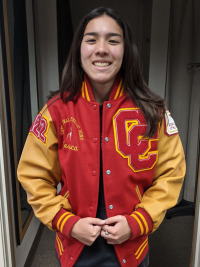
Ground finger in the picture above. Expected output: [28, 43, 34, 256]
[93, 225, 102, 234]
[101, 229, 109, 238]
[103, 234, 117, 244]
[101, 225, 109, 231]
[102, 224, 117, 236]
[102, 225, 117, 237]
[88, 217, 105, 226]
[104, 215, 121, 225]
[100, 228, 115, 240]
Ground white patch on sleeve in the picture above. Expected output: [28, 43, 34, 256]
[165, 111, 178, 135]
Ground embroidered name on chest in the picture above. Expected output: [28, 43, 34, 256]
[113, 108, 158, 172]
[60, 117, 84, 151]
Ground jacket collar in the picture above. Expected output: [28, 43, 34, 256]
[81, 74, 124, 102]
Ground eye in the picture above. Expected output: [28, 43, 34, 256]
[86, 39, 96, 43]
[108, 39, 119, 44]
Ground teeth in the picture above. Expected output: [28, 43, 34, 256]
[94, 62, 109, 67]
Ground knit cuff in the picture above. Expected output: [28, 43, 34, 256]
[52, 208, 80, 238]
[125, 208, 153, 240]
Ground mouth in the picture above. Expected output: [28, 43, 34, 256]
[93, 61, 111, 67]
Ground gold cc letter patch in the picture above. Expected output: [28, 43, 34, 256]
[113, 108, 158, 172]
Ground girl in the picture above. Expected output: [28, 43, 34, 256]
[18, 7, 185, 267]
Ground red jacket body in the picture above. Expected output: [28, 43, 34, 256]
[18, 76, 185, 266]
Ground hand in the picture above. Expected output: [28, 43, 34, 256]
[71, 217, 105, 246]
[101, 215, 132, 244]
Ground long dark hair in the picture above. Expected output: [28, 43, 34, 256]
[50, 7, 165, 137]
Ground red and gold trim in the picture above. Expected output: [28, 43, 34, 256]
[135, 238, 148, 260]
[136, 185, 142, 202]
[56, 233, 64, 256]
[113, 79, 124, 100]
[57, 212, 75, 234]
[80, 74, 124, 102]
[130, 212, 148, 235]
[131, 211, 149, 235]
[125, 208, 153, 239]
[63, 190, 69, 199]
[81, 81, 91, 102]
[52, 208, 80, 238]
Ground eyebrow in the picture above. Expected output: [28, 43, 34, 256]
[84, 32, 122, 38]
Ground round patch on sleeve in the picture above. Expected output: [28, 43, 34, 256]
[164, 110, 178, 136]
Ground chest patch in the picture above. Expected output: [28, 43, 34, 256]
[60, 117, 84, 151]
[164, 110, 178, 136]
[29, 113, 49, 145]
[113, 108, 158, 172]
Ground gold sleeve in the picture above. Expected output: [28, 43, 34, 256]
[17, 104, 72, 230]
[136, 120, 186, 232]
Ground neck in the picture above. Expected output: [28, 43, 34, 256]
[89, 79, 115, 104]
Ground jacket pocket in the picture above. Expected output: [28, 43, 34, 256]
[56, 232, 65, 259]
[63, 190, 69, 199]
[135, 185, 142, 202]
[134, 236, 149, 263]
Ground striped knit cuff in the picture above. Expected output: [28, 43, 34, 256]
[52, 208, 80, 238]
[125, 208, 153, 240]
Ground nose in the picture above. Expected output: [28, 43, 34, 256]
[95, 40, 109, 56]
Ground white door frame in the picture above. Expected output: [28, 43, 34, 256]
[0, 19, 15, 265]
[191, 154, 200, 267]
[0, 123, 13, 267]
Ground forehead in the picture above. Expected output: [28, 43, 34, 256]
[84, 15, 123, 36]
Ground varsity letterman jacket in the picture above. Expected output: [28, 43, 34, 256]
[17, 75, 186, 267]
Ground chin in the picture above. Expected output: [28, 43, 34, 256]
[90, 74, 116, 84]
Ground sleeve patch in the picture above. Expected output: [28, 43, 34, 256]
[164, 110, 178, 136]
[29, 113, 49, 145]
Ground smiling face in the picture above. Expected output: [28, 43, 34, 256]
[80, 15, 124, 89]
